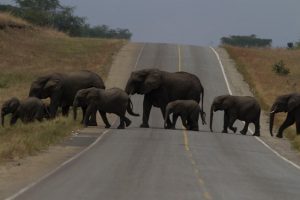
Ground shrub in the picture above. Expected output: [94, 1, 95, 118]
[272, 60, 290, 75]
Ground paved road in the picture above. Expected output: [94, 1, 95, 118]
[11, 44, 300, 200]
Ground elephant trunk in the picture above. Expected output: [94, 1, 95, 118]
[210, 104, 214, 132]
[269, 104, 277, 136]
[1, 112, 5, 126]
[199, 109, 206, 125]
[73, 101, 78, 121]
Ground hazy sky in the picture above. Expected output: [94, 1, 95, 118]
[2, 0, 300, 46]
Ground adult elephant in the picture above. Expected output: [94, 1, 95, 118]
[125, 68, 204, 128]
[1, 97, 50, 126]
[29, 70, 105, 123]
[73, 87, 139, 129]
[270, 93, 300, 138]
[210, 95, 261, 136]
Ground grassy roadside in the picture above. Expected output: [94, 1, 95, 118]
[223, 45, 300, 149]
[0, 13, 125, 162]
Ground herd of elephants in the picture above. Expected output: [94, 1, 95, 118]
[1, 69, 300, 138]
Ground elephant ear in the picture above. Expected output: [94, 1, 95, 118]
[143, 70, 161, 93]
[44, 79, 61, 94]
[287, 94, 300, 112]
[222, 96, 232, 110]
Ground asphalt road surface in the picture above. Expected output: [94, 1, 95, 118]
[10, 44, 300, 200]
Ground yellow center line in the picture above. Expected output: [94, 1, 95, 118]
[177, 45, 213, 200]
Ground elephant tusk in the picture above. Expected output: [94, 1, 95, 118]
[270, 110, 275, 114]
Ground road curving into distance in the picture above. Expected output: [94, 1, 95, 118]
[7, 43, 300, 200]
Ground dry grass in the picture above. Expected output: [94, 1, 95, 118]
[0, 12, 29, 28]
[0, 13, 125, 162]
[224, 45, 300, 150]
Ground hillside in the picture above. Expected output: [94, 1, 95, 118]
[0, 13, 125, 161]
[224, 45, 300, 149]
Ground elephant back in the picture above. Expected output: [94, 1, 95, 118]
[165, 71, 203, 103]
[62, 71, 105, 106]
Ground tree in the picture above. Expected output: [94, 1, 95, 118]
[221, 35, 272, 47]
[15, 0, 61, 11]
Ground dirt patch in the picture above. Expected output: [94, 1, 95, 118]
[215, 47, 300, 166]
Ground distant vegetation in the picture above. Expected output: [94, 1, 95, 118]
[0, 0, 132, 39]
[221, 34, 272, 47]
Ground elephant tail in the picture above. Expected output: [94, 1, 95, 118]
[199, 109, 206, 125]
[127, 98, 139, 116]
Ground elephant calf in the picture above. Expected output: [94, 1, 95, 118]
[210, 95, 261, 136]
[164, 100, 206, 131]
[73, 87, 139, 129]
[1, 97, 50, 126]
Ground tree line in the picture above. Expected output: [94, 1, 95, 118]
[221, 34, 272, 47]
[0, 0, 132, 39]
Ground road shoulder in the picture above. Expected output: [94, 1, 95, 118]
[215, 47, 300, 166]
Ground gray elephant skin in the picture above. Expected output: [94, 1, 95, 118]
[210, 95, 261, 136]
[270, 93, 300, 138]
[29, 70, 105, 123]
[164, 100, 206, 131]
[125, 68, 204, 128]
[1, 97, 50, 126]
[73, 87, 139, 129]
[73, 87, 111, 128]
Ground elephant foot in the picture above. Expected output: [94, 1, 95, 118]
[252, 132, 260, 137]
[191, 128, 199, 131]
[231, 127, 237, 133]
[140, 123, 149, 128]
[88, 122, 98, 126]
[105, 124, 111, 128]
[125, 119, 132, 127]
[222, 129, 228, 133]
[240, 130, 247, 135]
[117, 125, 125, 129]
[276, 134, 283, 138]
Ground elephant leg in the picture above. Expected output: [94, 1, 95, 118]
[141, 96, 151, 128]
[88, 112, 98, 126]
[170, 113, 179, 129]
[123, 115, 132, 127]
[277, 113, 295, 138]
[228, 114, 237, 133]
[84, 104, 96, 127]
[253, 120, 260, 136]
[240, 122, 249, 135]
[80, 107, 86, 124]
[222, 112, 229, 133]
[10, 113, 18, 125]
[117, 116, 126, 129]
[295, 110, 300, 135]
[62, 106, 69, 117]
[99, 111, 110, 128]
[161, 106, 172, 128]
[180, 115, 189, 130]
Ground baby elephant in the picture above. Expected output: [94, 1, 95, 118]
[73, 87, 139, 129]
[1, 97, 50, 126]
[164, 100, 206, 131]
[210, 95, 261, 136]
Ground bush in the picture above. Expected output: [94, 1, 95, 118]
[272, 60, 290, 75]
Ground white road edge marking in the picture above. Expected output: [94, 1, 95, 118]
[5, 130, 110, 200]
[5, 44, 146, 200]
[210, 46, 300, 170]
